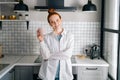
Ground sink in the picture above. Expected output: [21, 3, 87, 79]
[0, 64, 9, 71]
[34, 56, 42, 63]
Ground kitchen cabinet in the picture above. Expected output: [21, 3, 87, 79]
[33, 66, 42, 80]
[75, 57, 109, 80]
[77, 66, 108, 80]
[33, 66, 77, 80]
[0, 55, 109, 80]
[0, 68, 14, 80]
[14, 66, 33, 80]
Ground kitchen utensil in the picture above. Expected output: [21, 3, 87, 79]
[89, 44, 100, 59]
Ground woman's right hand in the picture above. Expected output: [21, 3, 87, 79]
[37, 28, 44, 42]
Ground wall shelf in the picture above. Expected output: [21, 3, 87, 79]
[0, 20, 28, 21]
[0, 0, 30, 30]
[0, 20, 29, 30]
[0, 2, 19, 4]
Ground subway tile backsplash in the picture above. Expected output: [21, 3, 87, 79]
[0, 21, 100, 55]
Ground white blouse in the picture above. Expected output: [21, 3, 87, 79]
[39, 29, 74, 80]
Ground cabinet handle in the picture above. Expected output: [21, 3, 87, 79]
[86, 68, 97, 70]
[9, 69, 15, 73]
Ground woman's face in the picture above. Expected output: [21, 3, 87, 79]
[49, 14, 62, 30]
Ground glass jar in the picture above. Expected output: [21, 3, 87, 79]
[25, 14, 29, 20]
[19, 14, 23, 20]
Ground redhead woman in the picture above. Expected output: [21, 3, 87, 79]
[37, 9, 74, 80]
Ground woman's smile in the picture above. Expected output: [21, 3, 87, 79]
[49, 14, 62, 30]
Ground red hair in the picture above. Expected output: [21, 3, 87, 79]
[47, 8, 61, 23]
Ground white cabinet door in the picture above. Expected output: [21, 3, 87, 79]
[77, 66, 108, 80]
[82, 70, 102, 80]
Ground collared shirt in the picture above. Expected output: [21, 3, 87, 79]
[40, 29, 74, 60]
[39, 29, 74, 80]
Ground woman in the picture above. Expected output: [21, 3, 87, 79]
[37, 9, 74, 80]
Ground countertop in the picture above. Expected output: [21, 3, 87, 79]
[0, 55, 109, 79]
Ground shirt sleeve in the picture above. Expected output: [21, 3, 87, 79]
[40, 41, 51, 59]
[49, 34, 74, 60]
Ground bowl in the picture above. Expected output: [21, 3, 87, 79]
[0, 15, 6, 20]
[9, 15, 16, 20]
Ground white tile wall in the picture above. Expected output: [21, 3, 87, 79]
[0, 21, 100, 55]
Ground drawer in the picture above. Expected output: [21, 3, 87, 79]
[77, 66, 108, 80]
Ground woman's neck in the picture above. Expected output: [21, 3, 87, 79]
[54, 28, 63, 35]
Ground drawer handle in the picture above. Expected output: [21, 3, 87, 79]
[9, 69, 15, 73]
[86, 68, 98, 70]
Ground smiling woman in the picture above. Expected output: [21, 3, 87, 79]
[37, 8, 74, 80]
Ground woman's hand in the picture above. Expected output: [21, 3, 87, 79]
[37, 28, 44, 42]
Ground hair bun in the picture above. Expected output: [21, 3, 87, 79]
[48, 8, 55, 14]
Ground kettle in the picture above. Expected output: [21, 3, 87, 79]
[90, 44, 100, 59]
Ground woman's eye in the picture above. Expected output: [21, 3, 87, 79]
[50, 21, 53, 24]
[56, 19, 59, 22]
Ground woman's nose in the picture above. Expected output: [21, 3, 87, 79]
[54, 22, 58, 25]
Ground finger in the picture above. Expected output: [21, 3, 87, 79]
[37, 34, 43, 38]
